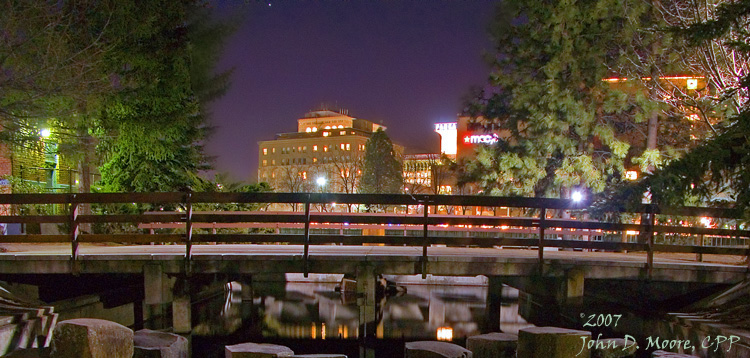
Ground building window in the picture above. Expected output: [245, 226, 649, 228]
[340, 131, 346, 135]
[340, 143, 345, 150]
[313, 157, 318, 163]
[262, 160, 267, 166]
[324, 126, 331, 129]
[345, 143, 351, 151]
[323, 132, 329, 137]
[272, 160, 276, 165]
[302, 171, 307, 179]
[298, 146, 302, 152]
[323, 146, 329, 152]
[687, 79, 698, 90]
[312, 127, 318, 132]
[306, 127, 312, 133]
[313, 145, 318, 151]
[272, 148, 276, 154]
[263, 148, 268, 155]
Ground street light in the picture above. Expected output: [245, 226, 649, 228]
[40, 128, 51, 138]
[571, 191, 583, 203]
[316, 177, 327, 187]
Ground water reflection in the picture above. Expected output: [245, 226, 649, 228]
[192, 278, 533, 343]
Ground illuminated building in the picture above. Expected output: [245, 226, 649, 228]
[258, 108, 401, 194]
[403, 153, 453, 195]
[434, 122, 457, 158]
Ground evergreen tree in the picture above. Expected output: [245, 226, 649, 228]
[597, 1, 750, 216]
[462, 0, 657, 198]
[96, 1, 234, 192]
[360, 129, 403, 194]
[0, 1, 234, 193]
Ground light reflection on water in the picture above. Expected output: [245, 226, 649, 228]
[192, 279, 534, 341]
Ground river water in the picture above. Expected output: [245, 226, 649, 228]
[186, 275, 725, 358]
[190, 277, 534, 358]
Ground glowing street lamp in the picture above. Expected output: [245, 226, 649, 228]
[571, 191, 583, 203]
[40, 128, 51, 138]
[316, 177, 327, 187]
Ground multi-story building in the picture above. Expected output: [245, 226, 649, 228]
[258, 108, 395, 193]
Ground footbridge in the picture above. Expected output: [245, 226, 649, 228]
[0, 192, 748, 336]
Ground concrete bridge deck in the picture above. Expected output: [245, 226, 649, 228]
[0, 244, 746, 284]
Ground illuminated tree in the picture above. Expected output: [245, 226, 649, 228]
[462, 0, 655, 198]
[360, 129, 402, 194]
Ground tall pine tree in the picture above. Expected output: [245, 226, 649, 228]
[360, 129, 402, 194]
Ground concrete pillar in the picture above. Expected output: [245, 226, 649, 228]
[144, 264, 173, 329]
[557, 269, 584, 307]
[356, 265, 376, 337]
[356, 265, 376, 358]
[172, 296, 192, 334]
[484, 276, 503, 333]
[404, 341, 472, 358]
[517, 326, 591, 358]
[467, 332, 517, 358]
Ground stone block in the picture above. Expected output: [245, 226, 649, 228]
[172, 297, 191, 334]
[4, 347, 50, 357]
[225, 342, 294, 358]
[404, 341, 472, 358]
[50, 318, 133, 358]
[290, 355, 347, 358]
[592, 338, 638, 358]
[518, 326, 591, 358]
[651, 351, 699, 358]
[466, 332, 517, 358]
[134, 329, 188, 358]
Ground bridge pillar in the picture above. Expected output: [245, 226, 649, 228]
[172, 295, 191, 334]
[484, 276, 503, 332]
[557, 268, 585, 307]
[356, 264, 377, 358]
[143, 264, 174, 329]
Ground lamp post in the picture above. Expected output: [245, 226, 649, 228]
[316, 177, 327, 212]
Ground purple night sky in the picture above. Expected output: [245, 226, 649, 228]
[206, 1, 498, 182]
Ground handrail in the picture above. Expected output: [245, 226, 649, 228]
[0, 192, 746, 277]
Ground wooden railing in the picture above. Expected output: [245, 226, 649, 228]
[0, 192, 747, 277]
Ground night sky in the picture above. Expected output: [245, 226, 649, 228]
[207, 1, 498, 182]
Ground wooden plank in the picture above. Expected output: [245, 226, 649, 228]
[79, 234, 184, 243]
[0, 235, 69, 243]
[77, 214, 184, 223]
[0, 215, 68, 224]
[0, 193, 71, 204]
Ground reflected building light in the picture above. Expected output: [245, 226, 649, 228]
[437, 326, 453, 341]
[311, 323, 317, 339]
[321, 322, 326, 340]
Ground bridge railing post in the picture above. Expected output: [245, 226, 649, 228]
[303, 197, 311, 278]
[70, 194, 79, 273]
[184, 190, 193, 276]
[646, 205, 655, 278]
[421, 201, 429, 279]
[538, 207, 546, 264]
